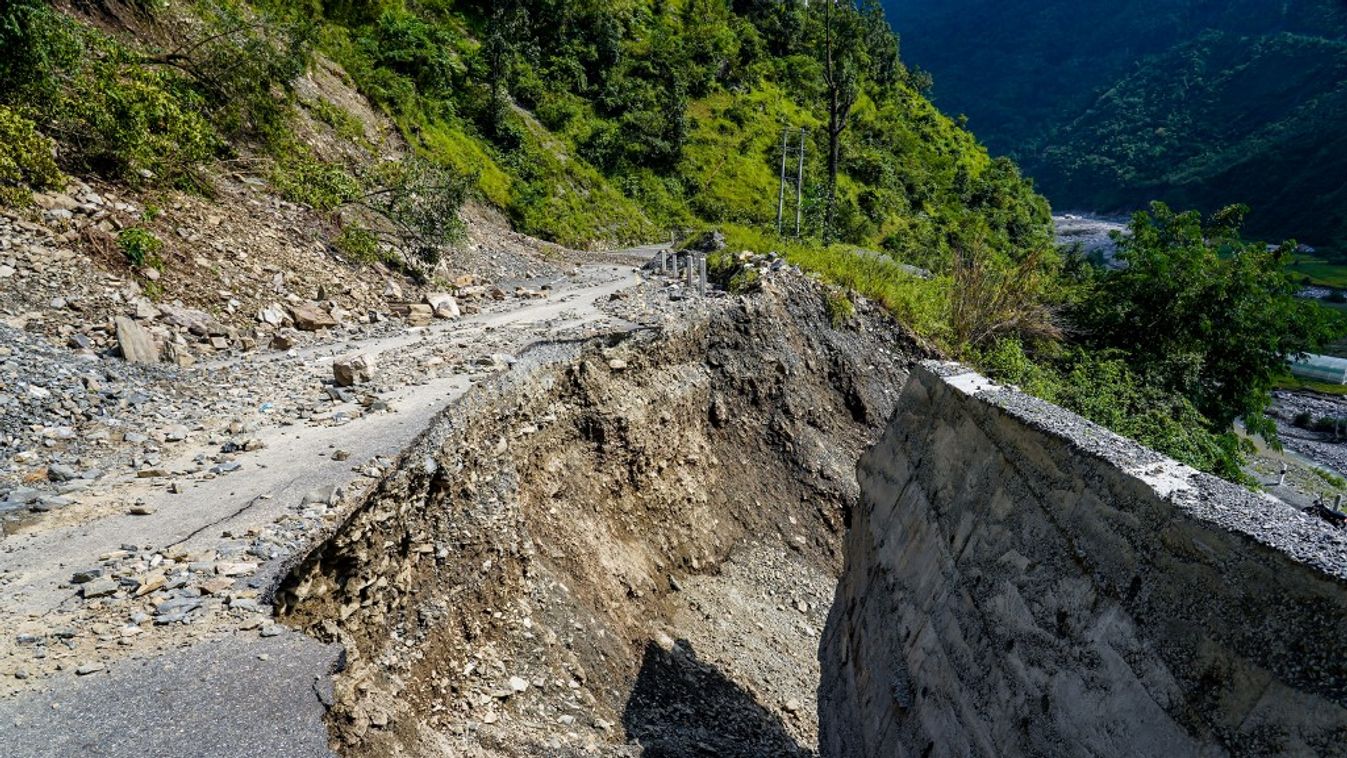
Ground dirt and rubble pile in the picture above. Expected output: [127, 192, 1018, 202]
[275, 272, 927, 756]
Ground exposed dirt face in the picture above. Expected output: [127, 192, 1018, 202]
[276, 275, 924, 756]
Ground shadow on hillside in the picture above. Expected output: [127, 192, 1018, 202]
[621, 638, 812, 757]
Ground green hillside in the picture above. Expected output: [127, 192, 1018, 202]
[5, 0, 1344, 482]
[0, 0, 1063, 365]
[884, 0, 1347, 254]
[0, 0, 1050, 257]
[319, 0, 1051, 258]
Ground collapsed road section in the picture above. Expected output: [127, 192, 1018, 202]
[276, 273, 920, 756]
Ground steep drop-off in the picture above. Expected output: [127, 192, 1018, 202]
[274, 273, 926, 755]
[822, 362, 1347, 756]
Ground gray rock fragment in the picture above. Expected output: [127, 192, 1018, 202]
[115, 316, 158, 364]
[333, 354, 375, 387]
[80, 578, 118, 599]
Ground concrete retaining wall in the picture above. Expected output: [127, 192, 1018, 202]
[819, 362, 1347, 757]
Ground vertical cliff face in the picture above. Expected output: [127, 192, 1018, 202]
[820, 362, 1347, 757]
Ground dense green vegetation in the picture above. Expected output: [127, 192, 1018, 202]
[978, 340, 1251, 479]
[884, 0, 1347, 255]
[246, 0, 1052, 256]
[4, 0, 1343, 483]
[969, 205, 1342, 480]
[0, 105, 63, 206]
[117, 226, 166, 270]
[0, 0, 305, 190]
[1031, 203, 1342, 478]
[1072, 204, 1342, 436]
[0, 0, 464, 275]
[2, 0, 1051, 254]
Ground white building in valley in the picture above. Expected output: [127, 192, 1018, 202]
[1289, 353, 1347, 384]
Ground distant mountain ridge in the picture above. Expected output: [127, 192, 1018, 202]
[884, 0, 1347, 252]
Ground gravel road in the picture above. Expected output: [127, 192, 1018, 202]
[0, 258, 656, 757]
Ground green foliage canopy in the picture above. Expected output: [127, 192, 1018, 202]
[0, 105, 63, 206]
[1075, 202, 1346, 438]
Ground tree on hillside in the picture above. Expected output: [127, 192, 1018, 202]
[1074, 202, 1347, 440]
[859, 0, 900, 86]
[818, 0, 866, 242]
[481, 3, 529, 136]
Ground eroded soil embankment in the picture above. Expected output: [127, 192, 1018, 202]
[274, 275, 924, 756]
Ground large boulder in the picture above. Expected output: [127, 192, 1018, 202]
[391, 303, 434, 326]
[289, 303, 338, 332]
[257, 304, 289, 327]
[424, 293, 461, 320]
[115, 317, 159, 364]
[333, 354, 375, 387]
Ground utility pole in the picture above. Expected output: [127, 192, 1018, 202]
[777, 128, 790, 235]
[777, 127, 807, 239]
[795, 128, 806, 238]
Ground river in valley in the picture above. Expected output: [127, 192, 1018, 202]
[1054, 212, 1128, 264]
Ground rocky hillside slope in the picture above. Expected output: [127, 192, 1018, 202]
[1, 170, 934, 757]
[1, 3, 945, 754]
[6, 3, 1345, 758]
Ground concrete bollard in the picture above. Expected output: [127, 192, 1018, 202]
[672, 252, 679, 280]
[659, 249, 667, 274]
[699, 255, 707, 297]
[687, 253, 695, 289]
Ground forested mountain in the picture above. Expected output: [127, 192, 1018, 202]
[1, 0, 1052, 265]
[884, 0, 1347, 253]
[5, 0, 1343, 482]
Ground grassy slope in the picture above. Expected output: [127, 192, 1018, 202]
[679, 86, 819, 229]
[710, 223, 947, 340]
[1290, 256, 1347, 289]
[314, 22, 658, 250]
[292, 1, 1049, 263]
